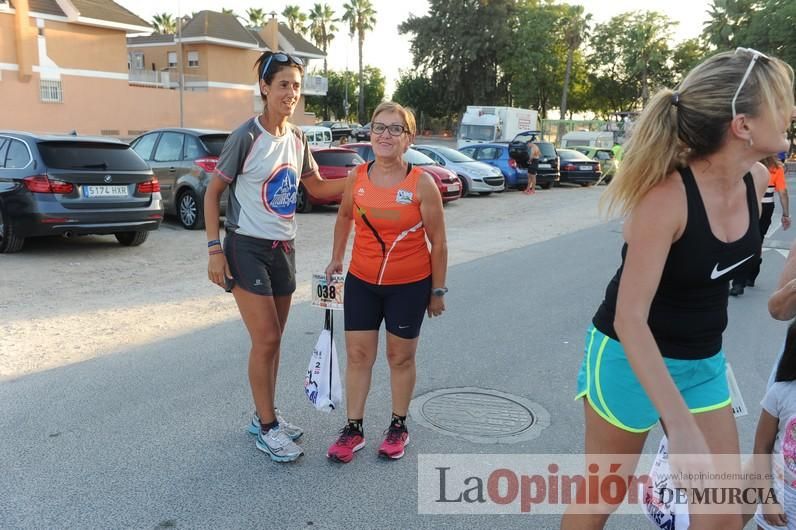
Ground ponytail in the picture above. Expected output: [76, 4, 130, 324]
[601, 89, 685, 217]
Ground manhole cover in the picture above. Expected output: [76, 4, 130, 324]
[409, 387, 550, 444]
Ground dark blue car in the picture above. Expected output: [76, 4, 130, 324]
[458, 143, 528, 189]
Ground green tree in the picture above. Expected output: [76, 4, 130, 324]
[586, 11, 675, 114]
[361, 66, 386, 120]
[342, 0, 377, 124]
[671, 38, 709, 83]
[501, 2, 569, 117]
[308, 3, 338, 119]
[221, 8, 236, 16]
[282, 5, 307, 34]
[393, 71, 445, 119]
[559, 5, 591, 134]
[151, 13, 176, 34]
[306, 70, 357, 121]
[245, 7, 267, 28]
[702, 0, 756, 50]
[400, 0, 516, 115]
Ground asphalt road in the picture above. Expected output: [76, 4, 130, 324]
[1, 216, 792, 529]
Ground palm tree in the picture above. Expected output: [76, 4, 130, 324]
[151, 12, 176, 34]
[342, 0, 376, 124]
[559, 5, 590, 139]
[246, 7, 267, 28]
[282, 5, 307, 35]
[221, 8, 236, 16]
[308, 3, 338, 120]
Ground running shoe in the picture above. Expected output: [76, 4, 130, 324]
[247, 411, 303, 441]
[378, 424, 410, 460]
[327, 425, 366, 463]
[256, 425, 303, 462]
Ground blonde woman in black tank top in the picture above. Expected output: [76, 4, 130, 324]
[562, 50, 794, 530]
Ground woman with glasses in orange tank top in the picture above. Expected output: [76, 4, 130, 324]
[324, 102, 448, 463]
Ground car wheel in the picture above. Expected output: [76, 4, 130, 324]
[0, 202, 24, 253]
[178, 189, 204, 230]
[115, 231, 149, 246]
[458, 176, 469, 197]
[542, 182, 554, 190]
[296, 184, 312, 213]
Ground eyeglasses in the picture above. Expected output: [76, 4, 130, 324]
[731, 47, 770, 118]
[260, 53, 304, 81]
[371, 122, 407, 137]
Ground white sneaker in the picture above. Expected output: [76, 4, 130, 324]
[255, 425, 303, 462]
[247, 410, 303, 441]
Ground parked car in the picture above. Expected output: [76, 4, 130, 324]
[572, 146, 617, 183]
[345, 142, 462, 202]
[130, 128, 229, 229]
[557, 148, 602, 186]
[413, 144, 504, 196]
[458, 143, 529, 190]
[298, 147, 364, 213]
[300, 125, 333, 148]
[0, 131, 163, 253]
[510, 132, 560, 189]
[317, 121, 354, 143]
[353, 122, 371, 141]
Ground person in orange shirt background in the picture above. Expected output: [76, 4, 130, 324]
[324, 101, 448, 463]
[731, 155, 791, 296]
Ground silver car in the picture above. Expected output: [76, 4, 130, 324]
[413, 144, 505, 196]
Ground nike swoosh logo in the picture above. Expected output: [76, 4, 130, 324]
[398, 325, 410, 329]
[710, 255, 755, 280]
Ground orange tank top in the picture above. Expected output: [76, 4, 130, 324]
[348, 162, 431, 285]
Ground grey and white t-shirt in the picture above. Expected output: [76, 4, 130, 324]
[215, 117, 319, 240]
[761, 381, 796, 489]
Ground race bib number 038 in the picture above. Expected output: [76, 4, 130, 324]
[311, 273, 345, 310]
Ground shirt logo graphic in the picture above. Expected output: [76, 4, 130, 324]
[396, 189, 413, 204]
[357, 187, 366, 196]
[262, 164, 298, 218]
[710, 255, 755, 280]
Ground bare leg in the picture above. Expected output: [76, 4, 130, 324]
[344, 330, 379, 419]
[690, 405, 744, 530]
[231, 287, 283, 425]
[560, 400, 648, 530]
[270, 294, 292, 399]
[385, 332, 420, 416]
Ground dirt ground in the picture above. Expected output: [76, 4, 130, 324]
[0, 186, 607, 379]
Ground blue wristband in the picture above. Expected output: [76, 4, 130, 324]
[207, 239, 221, 248]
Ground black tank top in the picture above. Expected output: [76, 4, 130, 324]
[592, 166, 760, 360]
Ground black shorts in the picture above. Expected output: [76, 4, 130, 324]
[223, 231, 296, 296]
[344, 273, 431, 339]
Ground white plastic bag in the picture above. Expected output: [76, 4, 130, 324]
[304, 309, 342, 411]
[641, 436, 691, 530]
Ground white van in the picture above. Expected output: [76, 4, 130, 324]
[300, 126, 333, 148]
[559, 131, 614, 149]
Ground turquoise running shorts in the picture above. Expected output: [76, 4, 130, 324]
[575, 325, 731, 433]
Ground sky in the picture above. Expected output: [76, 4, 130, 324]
[117, 0, 713, 97]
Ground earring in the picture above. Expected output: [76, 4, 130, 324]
[748, 138, 754, 147]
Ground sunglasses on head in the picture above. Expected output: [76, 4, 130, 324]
[731, 47, 770, 118]
[260, 53, 304, 81]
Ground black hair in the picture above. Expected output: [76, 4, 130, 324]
[775, 319, 796, 382]
[254, 51, 305, 87]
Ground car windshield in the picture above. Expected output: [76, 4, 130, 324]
[558, 149, 592, 161]
[313, 150, 364, 167]
[200, 135, 228, 156]
[535, 142, 557, 158]
[458, 124, 495, 142]
[37, 141, 150, 170]
[403, 148, 436, 165]
[429, 146, 474, 163]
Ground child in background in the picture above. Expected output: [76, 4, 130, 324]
[753, 319, 796, 529]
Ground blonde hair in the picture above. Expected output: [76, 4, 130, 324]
[371, 101, 417, 136]
[602, 50, 794, 217]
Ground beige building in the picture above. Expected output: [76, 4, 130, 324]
[0, 1, 327, 137]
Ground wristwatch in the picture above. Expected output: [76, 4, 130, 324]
[432, 287, 448, 297]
